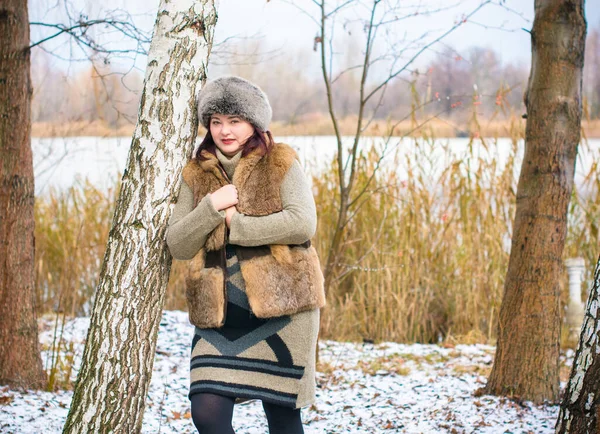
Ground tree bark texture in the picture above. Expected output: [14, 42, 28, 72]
[62, 1, 218, 432]
[556, 256, 600, 433]
[0, 0, 47, 389]
[485, 0, 586, 404]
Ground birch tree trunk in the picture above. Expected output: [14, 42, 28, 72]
[0, 0, 47, 389]
[62, 1, 218, 432]
[556, 256, 600, 433]
[484, 0, 586, 404]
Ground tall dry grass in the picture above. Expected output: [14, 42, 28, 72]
[313, 118, 600, 344]
[34, 125, 600, 347]
[34, 177, 189, 318]
[35, 179, 116, 317]
[313, 124, 517, 343]
[35, 179, 116, 390]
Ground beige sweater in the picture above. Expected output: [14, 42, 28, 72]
[166, 147, 317, 260]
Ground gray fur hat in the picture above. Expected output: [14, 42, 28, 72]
[197, 76, 272, 131]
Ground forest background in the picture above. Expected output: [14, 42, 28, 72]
[31, 0, 600, 137]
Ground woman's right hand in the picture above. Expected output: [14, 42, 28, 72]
[209, 184, 239, 211]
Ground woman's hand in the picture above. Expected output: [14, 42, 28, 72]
[210, 184, 238, 211]
[225, 206, 236, 228]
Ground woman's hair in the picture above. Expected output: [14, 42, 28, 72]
[194, 126, 274, 161]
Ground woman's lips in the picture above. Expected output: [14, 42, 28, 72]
[221, 139, 235, 144]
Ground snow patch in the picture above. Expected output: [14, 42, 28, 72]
[0, 311, 566, 433]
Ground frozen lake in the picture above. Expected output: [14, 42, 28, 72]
[32, 135, 600, 196]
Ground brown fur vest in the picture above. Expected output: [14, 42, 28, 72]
[181, 142, 326, 328]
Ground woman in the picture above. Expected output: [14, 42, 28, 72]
[166, 76, 325, 434]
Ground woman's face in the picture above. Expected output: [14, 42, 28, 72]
[210, 114, 255, 157]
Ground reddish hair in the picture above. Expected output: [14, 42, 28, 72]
[195, 127, 274, 161]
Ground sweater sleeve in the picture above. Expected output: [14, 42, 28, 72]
[228, 159, 317, 246]
[166, 179, 226, 260]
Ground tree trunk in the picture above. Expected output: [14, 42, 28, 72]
[556, 256, 600, 433]
[485, 0, 586, 404]
[0, 0, 46, 389]
[62, 1, 217, 432]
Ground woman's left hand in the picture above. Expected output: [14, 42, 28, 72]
[225, 206, 237, 228]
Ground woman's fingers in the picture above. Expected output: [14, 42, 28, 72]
[223, 184, 238, 205]
[211, 184, 238, 210]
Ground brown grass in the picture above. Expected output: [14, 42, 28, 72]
[32, 120, 135, 138]
[311, 116, 600, 344]
[30, 117, 600, 139]
[32, 116, 600, 139]
[33, 118, 600, 346]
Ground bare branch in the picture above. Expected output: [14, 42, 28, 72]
[334, 209, 389, 282]
[279, 0, 321, 27]
[29, 2, 152, 64]
[325, 0, 357, 19]
[493, 1, 532, 25]
[467, 20, 525, 32]
[375, 1, 463, 27]
[318, 0, 344, 170]
[347, 89, 504, 209]
[364, 1, 492, 104]
[347, 0, 380, 198]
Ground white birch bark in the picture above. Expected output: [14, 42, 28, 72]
[556, 256, 600, 433]
[62, 1, 218, 432]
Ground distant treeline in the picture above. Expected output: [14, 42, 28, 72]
[32, 29, 600, 129]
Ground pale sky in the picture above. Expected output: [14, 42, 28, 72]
[30, 0, 600, 77]
[214, 0, 599, 66]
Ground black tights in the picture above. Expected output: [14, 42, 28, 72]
[262, 400, 304, 434]
[190, 393, 304, 434]
[191, 393, 235, 434]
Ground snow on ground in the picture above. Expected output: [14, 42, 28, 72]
[0, 311, 566, 433]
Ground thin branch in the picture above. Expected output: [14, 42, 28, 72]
[319, 1, 344, 178]
[347, 0, 380, 200]
[334, 209, 389, 282]
[29, 19, 150, 53]
[347, 90, 501, 209]
[279, 0, 321, 27]
[468, 20, 525, 32]
[493, 1, 531, 25]
[347, 140, 392, 209]
[328, 15, 336, 100]
[364, 1, 492, 104]
[375, 2, 463, 27]
[325, 0, 357, 19]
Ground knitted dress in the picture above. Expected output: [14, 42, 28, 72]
[166, 148, 320, 409]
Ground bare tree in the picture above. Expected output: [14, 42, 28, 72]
[303, 0, 495, 293]
[61, 0, 218, 432]
[0, 0, 47, 390]
[427, 46, 472, 116]
[484, 0, 587, 403]
[556, 255, 600, 433]
[28, 1, 153, 129]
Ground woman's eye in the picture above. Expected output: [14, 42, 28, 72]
[231, 120, 239, 124]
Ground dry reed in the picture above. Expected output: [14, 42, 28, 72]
[33, 124, 600, 346]
[30, 118, 600, 139]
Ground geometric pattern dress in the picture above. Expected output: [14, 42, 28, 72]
[189, 244, 320, 408]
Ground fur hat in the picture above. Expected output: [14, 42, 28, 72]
[197, 76, 272, 131]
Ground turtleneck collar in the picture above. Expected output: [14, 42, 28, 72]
[215, 147, 243, 180]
